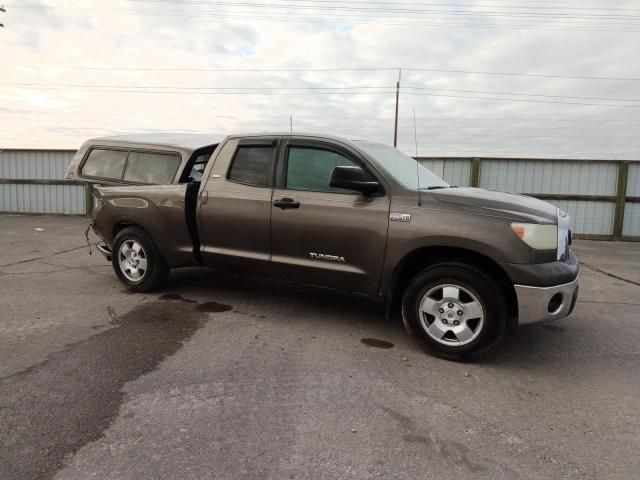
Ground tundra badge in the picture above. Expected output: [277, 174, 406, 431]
[309, 252, 346, 263]
[390, 212, 412, 222]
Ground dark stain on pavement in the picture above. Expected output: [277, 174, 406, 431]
[361, 338, 394, 349]
[159, 293, 198, 303]
[196, 301, 233, 313]
[0, 301, 206, 480]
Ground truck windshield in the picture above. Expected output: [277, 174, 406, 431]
[353, 141, 449, 190]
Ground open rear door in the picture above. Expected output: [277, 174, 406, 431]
[91, 183, 197, 268]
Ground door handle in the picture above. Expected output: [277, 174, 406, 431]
[200, 190, 209, 205]
[273, 197, 300, 210]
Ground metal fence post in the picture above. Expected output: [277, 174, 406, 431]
[613, 161, 629, 241]
[470, 157, 481, 188]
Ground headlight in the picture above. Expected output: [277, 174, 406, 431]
[511, 223, 557, 250]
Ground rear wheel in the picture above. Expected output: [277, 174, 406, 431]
[111, 227, 169, 292]
[402, 263, 507, 360]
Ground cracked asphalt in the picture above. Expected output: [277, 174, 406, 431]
[1, 214, 639, 480]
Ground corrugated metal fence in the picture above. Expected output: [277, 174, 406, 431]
[0, 149, 84, 215]
[0, 149, 638, 240]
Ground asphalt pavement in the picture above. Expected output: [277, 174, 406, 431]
[0, 214, 639, 480]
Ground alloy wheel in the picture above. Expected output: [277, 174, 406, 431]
[118, 240, 148, 282]
[418, 283, 485, 346]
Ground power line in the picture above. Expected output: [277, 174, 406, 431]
[129, 0, 640, 14]
[8, 4, 640, 32]
[6, 111, 639, 121]
[16, 1, 640, 21]
[5, 110, 640, 125]
[11, 65, 640, 82]
[402, 86, 640, 102]
[7, 116, 640, 132]
[403, 91, 640, 108]
[2, 87, 398, 96]
[6, 122, 639, 139]
[3, 81, 640, 106]
[0, 82, 394, 90]
[120, 1, 640, 21]
[403, 68, 640, 82]
[59, 11, 640, 32]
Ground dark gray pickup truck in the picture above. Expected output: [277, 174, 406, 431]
[66, 132, 579, 359]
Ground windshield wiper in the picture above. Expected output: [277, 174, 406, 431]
[420, 185, 456, 190]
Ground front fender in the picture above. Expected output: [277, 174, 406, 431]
[380, 206, 532, 296]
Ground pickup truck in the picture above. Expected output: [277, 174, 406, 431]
[65, 132, 579, 359]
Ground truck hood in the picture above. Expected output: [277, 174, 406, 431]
[430, 187, 558, 223]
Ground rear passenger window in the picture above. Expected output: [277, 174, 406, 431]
[123, 151, 180, 184]
[228, 146, 273, 187]
[81, 149, 127, 180]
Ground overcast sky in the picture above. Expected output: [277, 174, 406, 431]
[1, 0, 639, 158]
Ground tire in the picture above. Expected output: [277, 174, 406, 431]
[402, 262, 507, 361]
[111, 226, 169, 292]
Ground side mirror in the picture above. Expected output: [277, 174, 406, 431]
[329, 165, 381, 195]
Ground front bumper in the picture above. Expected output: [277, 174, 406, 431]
[515, 276, 579, 325]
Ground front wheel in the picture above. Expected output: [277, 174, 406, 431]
[111, 226, 169, 292]
[402, 263, 507, 360]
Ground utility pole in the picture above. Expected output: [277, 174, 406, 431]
[289, 115, 293, 133]
[413, 107, 418, 156]
[393, 68, 401, 147]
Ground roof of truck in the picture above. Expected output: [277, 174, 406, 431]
[222, 131, 367, 143]
[87, 132, 380, 157]
[89, 133, 224, 154]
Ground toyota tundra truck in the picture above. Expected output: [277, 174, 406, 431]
[65, 132, 579, 359]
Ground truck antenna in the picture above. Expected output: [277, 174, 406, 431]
[393, 68, 401, 147]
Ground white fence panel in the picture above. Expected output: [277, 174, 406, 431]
[623, 203, 640, 237]
[627, 163, 640, 197]
[418, 158, 471, 187]
[0, 149, 85, 215]
[0, 183, 85, 215]
[479, 159, 618, 195]
[0, 150, 76, 180]
[551, 200, 616, 236]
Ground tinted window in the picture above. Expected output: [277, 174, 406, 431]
[123, 151, 180, 184]
[286, 146, 362, 194]
[228, 146, 273, 187]
[81, 149, 127, 180]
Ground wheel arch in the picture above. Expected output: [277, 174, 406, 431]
[113, 221, 151, 240]
[390, 245, 518, 329]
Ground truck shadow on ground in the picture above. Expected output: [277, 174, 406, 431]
[165, 267, 396, 329]
[164, 268, 606, 371]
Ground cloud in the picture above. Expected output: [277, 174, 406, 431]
[1, 0, 639, 159]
